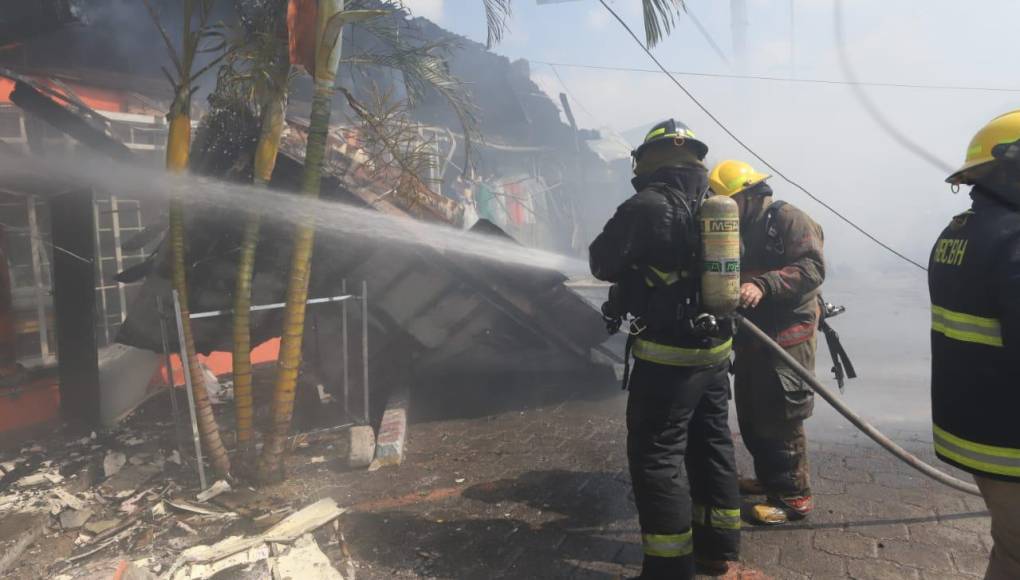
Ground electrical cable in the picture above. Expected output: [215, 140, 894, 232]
[547, 64, 601, 127]
[833, 0, 954, 174]
[739, 316, 980, 497]
[684, 5, 731, 66]
[597, 0, 930, 272]
[528, 60, 1020, 94]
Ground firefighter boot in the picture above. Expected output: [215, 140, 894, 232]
[749, 495, 814, 525]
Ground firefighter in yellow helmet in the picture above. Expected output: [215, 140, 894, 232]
[933, 111, 1020, 579]
[709, 160, 826, 525]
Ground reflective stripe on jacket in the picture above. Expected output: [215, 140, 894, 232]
[929, 189, 1020, 482]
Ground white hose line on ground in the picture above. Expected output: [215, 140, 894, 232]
[736, 316, 981, 497]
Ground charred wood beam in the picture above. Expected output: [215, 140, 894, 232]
[10, 80, 134, 162]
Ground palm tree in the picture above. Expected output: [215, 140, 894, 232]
[217, 0, 293, 468]
[257, 1, 385, 483]
[143, 0, 233, 478]
[479, 0, 685, 48]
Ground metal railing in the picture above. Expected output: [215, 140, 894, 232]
[159, 281, 369, 488]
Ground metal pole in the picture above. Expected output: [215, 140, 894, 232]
[172, 289, 207, 490]
[341, 279, 349, 417]
[92, 199, 110, 345]
[109, 196, 127, 324]
[361, 280, 369, 425]
[26, 197, 49, 361]
[157, 295, 184, 458]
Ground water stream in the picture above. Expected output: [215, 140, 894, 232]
[0, 151, 590, 276]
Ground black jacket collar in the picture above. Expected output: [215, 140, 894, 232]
[631, 166, 708, 202]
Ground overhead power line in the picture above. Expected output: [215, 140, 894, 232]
[833, 0, 954, 174]
[596, 0, 929, 272]
[528, 60, 1020, 94]
[547, 63, 601, 127]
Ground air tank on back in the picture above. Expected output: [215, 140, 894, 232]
[699, 195, 741, 315]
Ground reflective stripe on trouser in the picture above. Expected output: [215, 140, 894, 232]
[633, 338, 733, 367]
[627, 360, 741, 572]
[934, 425, 1020, 478]
[931, 305, 1003, 347]
[642, 532, 694, 558]
[693, 504, 742, 530]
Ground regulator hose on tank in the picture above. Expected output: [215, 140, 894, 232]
[736, 315, 981, 497]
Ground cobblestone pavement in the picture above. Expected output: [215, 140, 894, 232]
[308, 368, 991, 579]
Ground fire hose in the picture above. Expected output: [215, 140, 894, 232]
[736, 315, 981, 497]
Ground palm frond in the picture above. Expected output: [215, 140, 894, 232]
[350, 3, 479, 172]
[482, 0, 512, 49]
[215, 0, 289, 112]
[642, 0, 686, 48]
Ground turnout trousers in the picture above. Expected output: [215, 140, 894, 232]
[734, 339, 816, 498]
[626, 359, 740, 579]
[975, 476, 1020, 580]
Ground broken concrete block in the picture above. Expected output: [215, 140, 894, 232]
[271, 534, 344, 580]
[348, 426, 375, 469]
[84, 518, 121, 535]
[14, 472, 48, 487]
[101, 463, 161, 497]
[263, 498, 345, 543]
[173, 536, 270, 579]
[104, 451, 127, 478]
[196, 480, 231, 503]
[59, 507, 93, 529]
[52, 488, 85, 511]
[370, 387, 408, 470]
[166, 498, 347, 580]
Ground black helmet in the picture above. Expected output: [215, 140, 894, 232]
[632, 118, 709, 162]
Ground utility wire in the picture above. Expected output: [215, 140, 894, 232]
[597, 0, 929, 272]
[547, 64, 602, 127]
[528, 60, 1020, 94]
[684, 6, 731, 66]
[833, 0, 954, 174]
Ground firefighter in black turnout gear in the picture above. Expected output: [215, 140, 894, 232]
[933, 111, 1020, 579]
[590, 120, 740, 578]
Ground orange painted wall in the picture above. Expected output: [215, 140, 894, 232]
[0, 76, 136, 113]
[160, 337, 281, 386]
[0, 379, 60, 434]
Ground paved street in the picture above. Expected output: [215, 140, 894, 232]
[285, 366, 992, 579]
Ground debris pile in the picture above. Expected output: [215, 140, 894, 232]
[0, 416, 357, 579]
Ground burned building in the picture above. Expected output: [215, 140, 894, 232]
[0, 1, 617, 435]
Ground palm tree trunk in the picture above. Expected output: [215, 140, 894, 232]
[233, 51, 289, 463]
[257, 75, 332, 482]
[166, 94, 231, 479]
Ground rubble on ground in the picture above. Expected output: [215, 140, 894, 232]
[0, 398, 364, 579]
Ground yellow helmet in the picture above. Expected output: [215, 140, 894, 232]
[708, 160, 771, 197]
[948, 109, 1020, 184]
